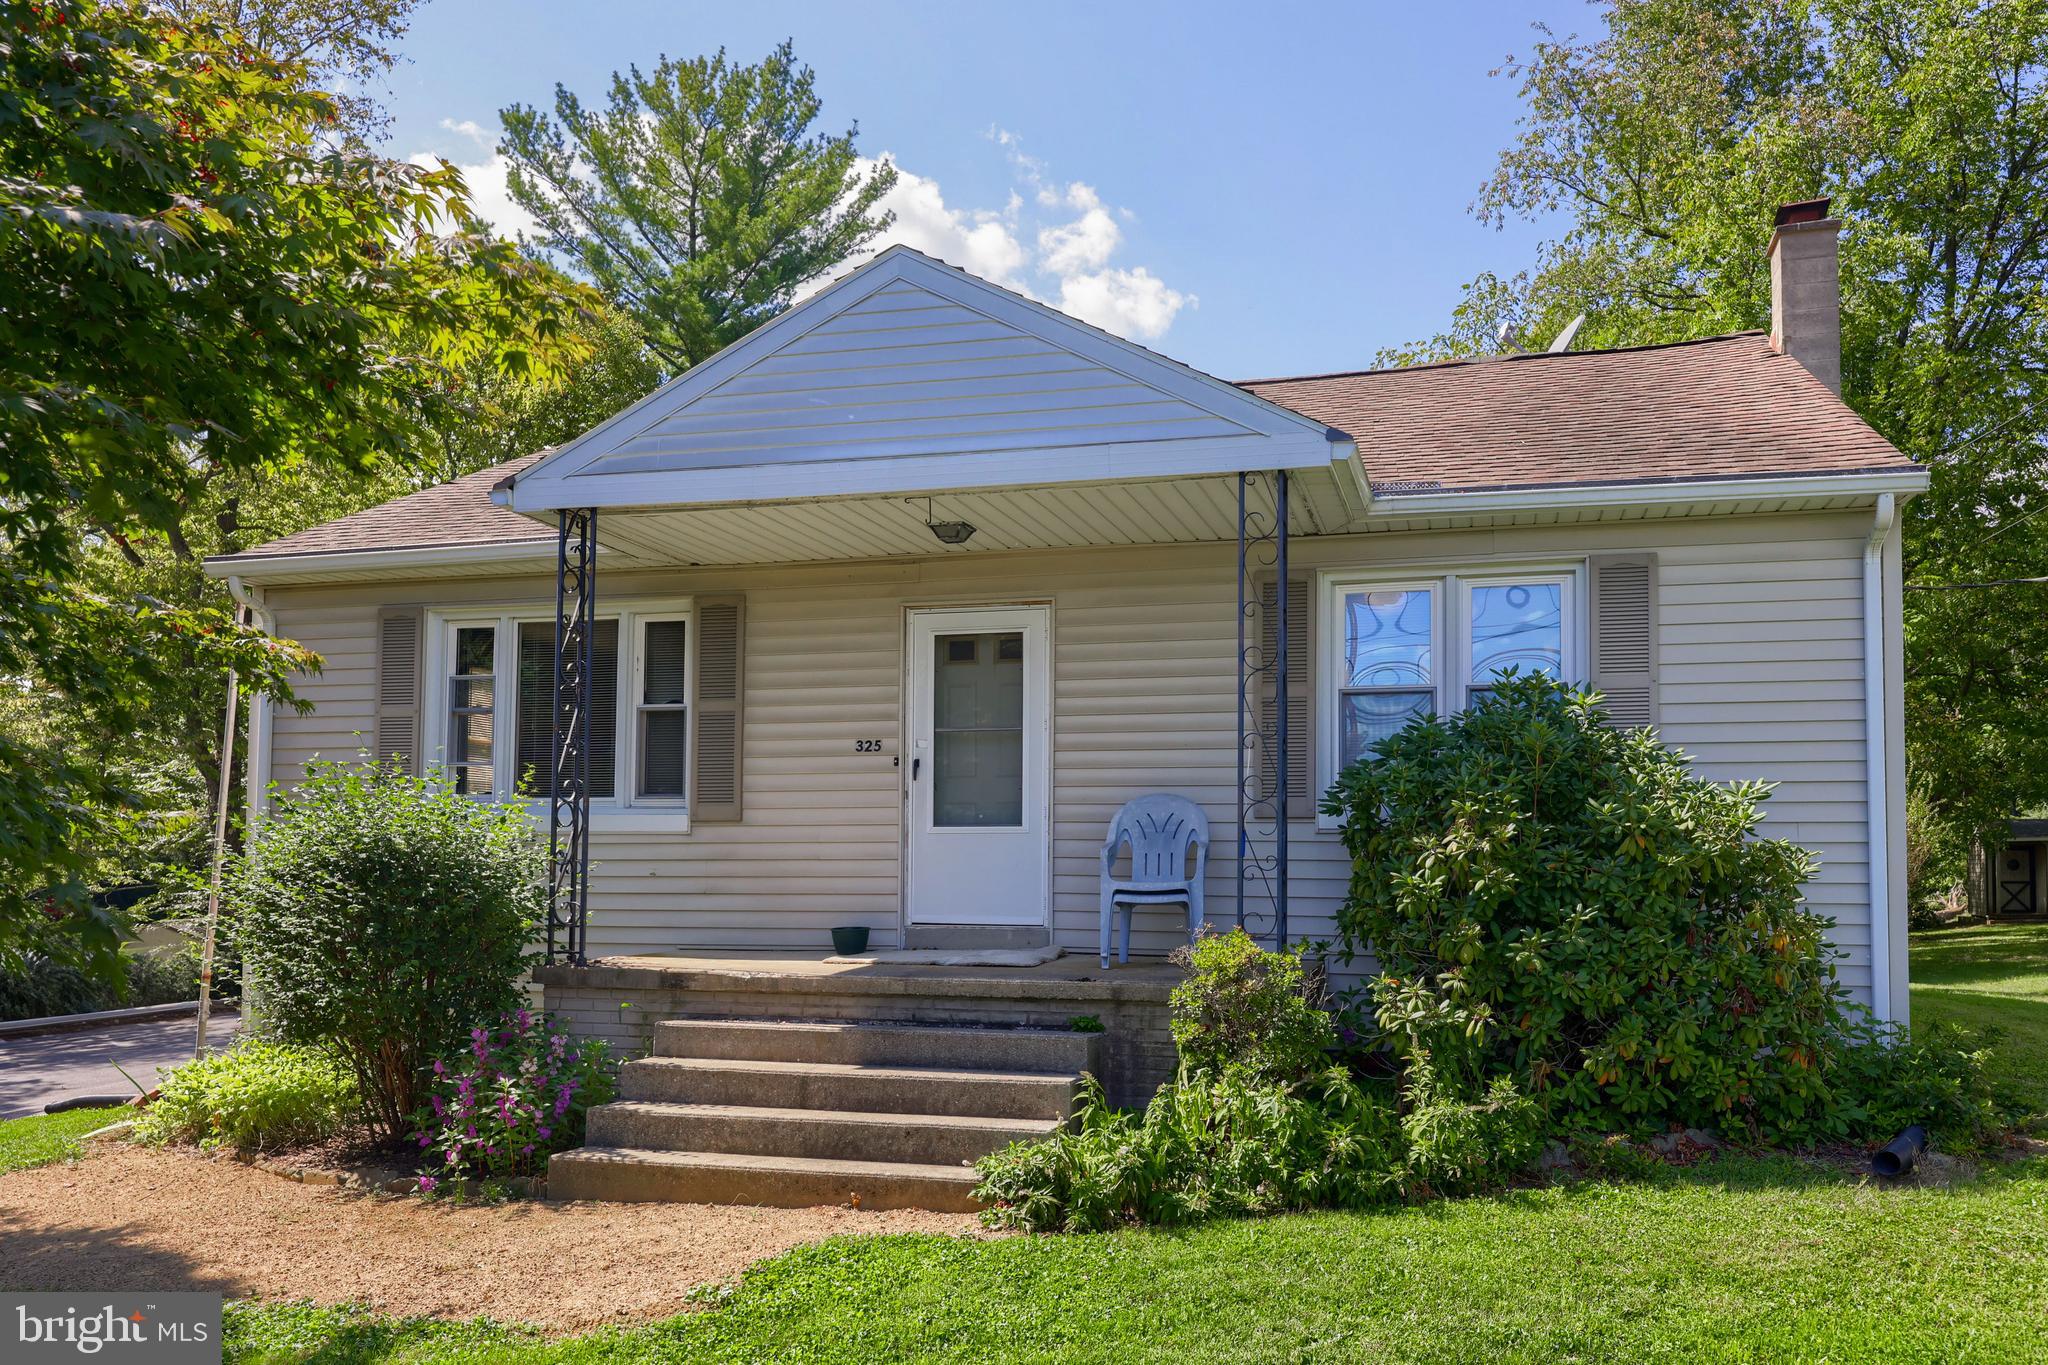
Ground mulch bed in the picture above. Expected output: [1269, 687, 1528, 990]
[0, 1140, 982, 1331]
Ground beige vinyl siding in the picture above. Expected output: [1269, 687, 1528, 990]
[258, 507, 1885, 1007]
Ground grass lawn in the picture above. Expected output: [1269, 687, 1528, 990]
[10, 927, 2041, 1364]
[1911, 919, 2048, 1120]
[0, 1106, 129, 1175]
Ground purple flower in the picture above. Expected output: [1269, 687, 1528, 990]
[418, 1133, 432, 1148]
[536, 1126, 551, 1140]
[515, 1008, 531, 1030]
[430, 1095, 446, 1118]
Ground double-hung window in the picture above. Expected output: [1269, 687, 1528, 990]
[426, 601, 692, 817]
[1325, 566, 1581, 771]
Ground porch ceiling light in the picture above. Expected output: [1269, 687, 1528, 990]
[908, 496, 976, 546]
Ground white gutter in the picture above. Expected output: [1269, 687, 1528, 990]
[1369, 468, 1928, 518]
[225, 575, 273, 823]
[1863, 494, 1896, 1025]
[202, 538, 560, 583]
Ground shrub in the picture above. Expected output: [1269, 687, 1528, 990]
[1327, 673, 1865, 1144]
[1832, 1022, 2015, 1155]
[0, 944, 199, 1022]
[135, 1041, 358, 1153]
[412, 1009, 615, 1185]
[974, 1068, 1403, 1232]
[1168, 929, 1333, 1082]
[1397, 1059, 1543, 1196]
[233, 759, 545, 1139]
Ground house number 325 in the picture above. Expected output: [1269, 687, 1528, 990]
[854, 739, 884, 753]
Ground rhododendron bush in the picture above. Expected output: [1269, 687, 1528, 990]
[414, 1009, 615, 1185]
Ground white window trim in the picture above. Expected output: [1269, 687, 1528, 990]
[422, 596, 694, 832]
[1317, 562, 1586, 830]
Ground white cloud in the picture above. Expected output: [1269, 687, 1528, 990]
[1057, 267, 1193, 342]
[439, 117, 491, 146]
[857, 160, 1030, 289]
[828, 136, 1192, 341]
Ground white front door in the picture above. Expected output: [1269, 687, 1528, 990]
[905, 605, 1051, 927]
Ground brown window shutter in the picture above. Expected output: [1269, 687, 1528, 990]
[374, 607, 423, 773]
[692, 594, 745, 821]
[1589, 553, 1659, 728]
[1255, 574, 1314, 819]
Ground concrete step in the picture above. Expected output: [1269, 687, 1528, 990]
[585, 1099, 1058, 1166]
[547, 1146, 982, 1211]
[618, 1055, 1080, 1121]
[653, 1018, 1098, 1074]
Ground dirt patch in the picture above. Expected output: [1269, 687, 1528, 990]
[0, 1142, 981, 1331]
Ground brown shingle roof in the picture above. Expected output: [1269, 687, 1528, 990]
[217, 332, 1918, 564]
[1239, 332, 1916, 494]
[222, 452, 554, 560]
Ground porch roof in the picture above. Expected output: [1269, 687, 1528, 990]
[205, 248, 1927, 584]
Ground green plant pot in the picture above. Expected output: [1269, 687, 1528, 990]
[831, 925, 870, 956]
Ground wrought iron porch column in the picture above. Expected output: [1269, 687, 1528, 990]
[1235, 470, 1290, 949]
[547, 508, 597, 965]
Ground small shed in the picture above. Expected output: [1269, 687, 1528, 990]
[1967, 819, 2048, 919]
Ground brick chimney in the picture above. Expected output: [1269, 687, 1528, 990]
[1768, 198, 1843, 393]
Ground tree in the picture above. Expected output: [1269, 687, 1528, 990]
[1405, 0, 2048, 871]
[0, 0, 590, 972]
[500, 41, 898, 370]
[155, 0, 424, 140]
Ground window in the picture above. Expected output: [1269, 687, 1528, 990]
[635, 618, 689, 798]
[447, 626, 496, 795]
[1325, 567, 1580, 770]
[427, 602, 691, 812]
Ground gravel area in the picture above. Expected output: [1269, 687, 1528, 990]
[0, 1142, 981, 1331]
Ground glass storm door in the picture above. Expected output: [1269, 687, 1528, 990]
[905, 606, 1050, 926]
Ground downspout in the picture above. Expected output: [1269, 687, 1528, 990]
[225, 576, 273, 824]
[223, 575, 272, 1035]
[1863, 495, 1896, 1024]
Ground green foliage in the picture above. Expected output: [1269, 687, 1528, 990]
[1398, 1060, 1545, 1197]
[412, 1011, 616, 1185]
[0, 0, 590, 976]
[0, 945, 199, 1022]
[973, 1068, 1405, 1233]
[1326, 673, 1856, 1143]
[1403, 0, 2048, 854]
[232, 760, 545, 1138]
[134, 1041, 359, 1153]
[500, 41, 897, 370]
[1831, 1022, 2016, 1155]
[1168, 929, 1335, 1082]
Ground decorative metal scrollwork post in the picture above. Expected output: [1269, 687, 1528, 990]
[1236, 470, 1290, 948]
[547, 508, 597, 965]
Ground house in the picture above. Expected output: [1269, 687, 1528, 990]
[1967, 820, 2048, 919]
[204, 200, 1925, 1207]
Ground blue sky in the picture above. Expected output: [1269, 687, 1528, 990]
[385, 1, 1592, 380]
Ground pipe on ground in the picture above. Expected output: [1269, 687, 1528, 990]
[1871, 1124, 1928, 1178]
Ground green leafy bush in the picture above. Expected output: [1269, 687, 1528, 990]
[974, 1068, 1403, 1232]
[412, 1009, 615, 1185]
[0, 944, 199, 1022]
[1398, 1059, 1543, 1196]
[233, 759, 545, 1139]
[1831, 1022, 2015, 1155]
[1168, 929, 1334, 1082]
[136, 1041, 358, 1153]
[1325, 673, 1974, 1145]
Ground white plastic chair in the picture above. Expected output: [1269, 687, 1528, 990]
[1099, 794, 1209, 967]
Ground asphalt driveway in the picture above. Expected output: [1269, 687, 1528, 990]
[0, 1010, 240, 1119]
